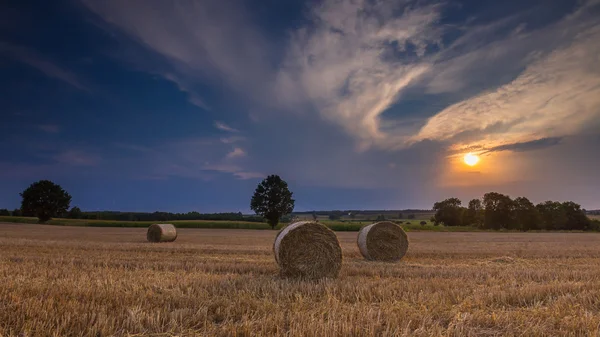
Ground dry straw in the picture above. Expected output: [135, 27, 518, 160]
[357, 221, 408, 262]
[273, 221, 342, 279]
[147, 224, 177, 243]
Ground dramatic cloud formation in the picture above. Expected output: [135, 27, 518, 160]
[2, 0, 599, 211]
[276, 0, 441, 149]
[413, 23, 600, 149]
[82, 0, 600, 153]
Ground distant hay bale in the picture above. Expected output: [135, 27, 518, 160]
[147, 224, 177, 243]
[357, 221, 408, 262]
[273, 221, 342, 279]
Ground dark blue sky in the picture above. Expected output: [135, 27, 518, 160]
[1, 0, 599, 212]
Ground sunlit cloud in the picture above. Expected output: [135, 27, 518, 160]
[412, 24, 600, 149]
[214, 121, 239, 133]
[277, 0, 441, 149]
[226, 147, 246, 158]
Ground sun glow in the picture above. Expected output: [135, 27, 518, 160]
[463, 153, 480, 166]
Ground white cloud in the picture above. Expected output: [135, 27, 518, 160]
[163, 73, 211, 111]
[54, 150, 101, 166]
[81, 0, 273, 102]
[276, 0, 441, 149]
[82, 0, 600, 154]
[226, 147, 246, 158]
[412, 23, 600, 149]
[214, 121, 239, 133]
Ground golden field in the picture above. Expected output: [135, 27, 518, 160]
[1, 223, 600, 336]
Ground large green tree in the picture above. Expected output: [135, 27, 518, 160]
[20, 180, 72, 223]
[464, 199, 483, 227]
[513, 197, 540, 231]
[561, 201, 590, 231]
[536, 201, 568, 230]
[432, 197, 463, 226]
[482, 192, 514, 229]
[250, 175, 295, 229]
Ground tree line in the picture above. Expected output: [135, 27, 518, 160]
[432, 192, 599, 231]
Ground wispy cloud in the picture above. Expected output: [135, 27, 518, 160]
[484, 137, 563, 154]
[220, 136, 245, 144]
[81, 0, 272, 102]
[276, 0, 441, 149]
[82, 0, 600, 156]
[114, 138, 260, 180]
[202, 163, 262, 180]
[226, 147, 246, 158]
[163, 73, 211, 111]
[0, 42, 87, 91]
[54, 150, 101, 166]
[412, 22, 600, 149]
[214, 121, 239, 133]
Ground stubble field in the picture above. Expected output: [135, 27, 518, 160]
[1, 223, 600, 336]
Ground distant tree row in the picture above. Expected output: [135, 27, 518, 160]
[432, 192, 599, 231]
[63, 210, 265, 222]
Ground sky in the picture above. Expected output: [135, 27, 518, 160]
[1, 0, 599, 213]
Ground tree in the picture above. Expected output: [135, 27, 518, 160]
[312, 212, 318, 221]
[0, 209, 9, 216]
[12, 208, 22, 216]
[464, 199, 483, 227]
[536, 201, 567, 230]
[561, 201, 590, 230]
[250, 175, 295, 229]
[482, 192, 514, 230]
[20, 180, 72, 223]
[407, 214, 415, 219]
[513, 197, 539, 231]
[68, 206, 83, 219]
[432, 198, 463, 226]
[376, 214, 386, 221]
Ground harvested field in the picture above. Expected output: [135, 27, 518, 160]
[1, 223, 600, 336]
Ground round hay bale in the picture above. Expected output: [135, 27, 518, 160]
[147, 223, 177, 243]
[357, 221, 408, 262]
[273, 221, 342, 279]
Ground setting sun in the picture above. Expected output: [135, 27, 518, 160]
[464, 153, 480, 166]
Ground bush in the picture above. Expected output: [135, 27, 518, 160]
[589, 220, 600, 232]
[0, 209, 10, 216]
[420, 221, 427, 226]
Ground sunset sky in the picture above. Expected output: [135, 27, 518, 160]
[1, 0, 599, 212]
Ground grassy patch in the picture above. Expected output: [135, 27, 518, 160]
[0, 216, 479, 231]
